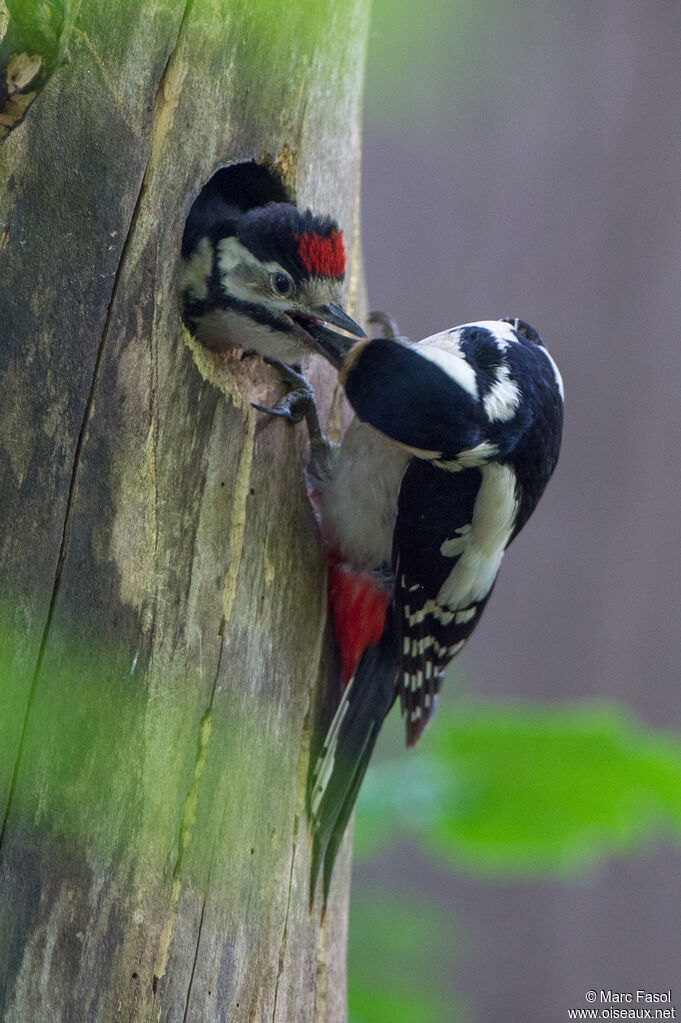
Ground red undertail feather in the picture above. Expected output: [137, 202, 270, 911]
[295, 229, 346, 277]
[327, 562, 389, 685]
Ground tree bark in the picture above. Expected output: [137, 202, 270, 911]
[0, 1, 369, 1020]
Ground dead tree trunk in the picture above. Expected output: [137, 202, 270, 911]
[0, 1, 369, 1020]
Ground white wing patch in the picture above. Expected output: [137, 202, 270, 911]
[440, 523, 472, 557]
[437, 462, 518, 608]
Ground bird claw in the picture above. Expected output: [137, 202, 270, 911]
[250, 360, 316, 423]
[250, 358, 315, 425]
[253, 358, 334, 477]
[251, 385, 313, 425]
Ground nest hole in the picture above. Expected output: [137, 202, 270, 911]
[182, 161, 291, 257]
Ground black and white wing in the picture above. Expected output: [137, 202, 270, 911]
[381, 320, 564, 745]
[393, 459, 497, 745]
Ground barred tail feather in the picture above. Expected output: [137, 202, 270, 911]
[308, 612, 397, 909]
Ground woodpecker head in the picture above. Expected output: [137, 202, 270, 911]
[179, 201, 365, 363]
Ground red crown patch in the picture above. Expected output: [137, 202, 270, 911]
[295, 228, 346, 277]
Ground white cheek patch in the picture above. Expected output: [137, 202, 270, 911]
[216, 237, 291, 305]
[179, 237, 213, 301]
[216, 236, 262, 274]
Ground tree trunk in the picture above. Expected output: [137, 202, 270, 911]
[0, 1, 369, 1020]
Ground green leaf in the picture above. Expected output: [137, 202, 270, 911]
[355, 702, 681, 873]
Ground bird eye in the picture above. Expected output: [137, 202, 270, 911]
[272, 272, 292, 295]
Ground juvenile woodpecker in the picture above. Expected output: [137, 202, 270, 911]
[178, 166, 365, 362]
[269, 314, 564, 905]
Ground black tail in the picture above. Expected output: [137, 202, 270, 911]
[308, 612, 397, 909]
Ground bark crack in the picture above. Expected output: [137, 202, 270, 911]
[0, 0, 197, 861]
[221, 407, 256, 624]
[181, 893, 208, 1023]
[271, 698, 315, 1022]
[270, 813, 299, 1023]
[314, 921, 328, 1023]
[150, 630, 224, 1021]
[181, 841, 215, 1023]
[0, 139, 150, 861]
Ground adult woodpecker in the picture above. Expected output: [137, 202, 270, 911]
[262, 313, 564, 906]
[178, 165, 365, 364]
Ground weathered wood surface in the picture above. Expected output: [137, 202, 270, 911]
[0, 1, 369, 1019]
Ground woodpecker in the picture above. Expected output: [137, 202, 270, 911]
[264, 313, 564, 905]
[178, 166, 365, 362]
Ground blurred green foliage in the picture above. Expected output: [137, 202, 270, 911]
[350, 700, 681, 1021]
[355, 701, 681, 872]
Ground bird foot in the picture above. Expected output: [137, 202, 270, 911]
[252, 359, 335, 480]
[251, 389, 312, 425]
[252, 359, 314, 425]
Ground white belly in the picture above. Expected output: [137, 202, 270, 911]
[321, 418, 409, 569]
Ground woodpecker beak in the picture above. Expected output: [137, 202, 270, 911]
[320, 303, 366, 339]
[290, 303, 365, 369]
[302, 322, 355, 369]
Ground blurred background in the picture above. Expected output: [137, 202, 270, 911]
[350, 0, 681, 1019]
